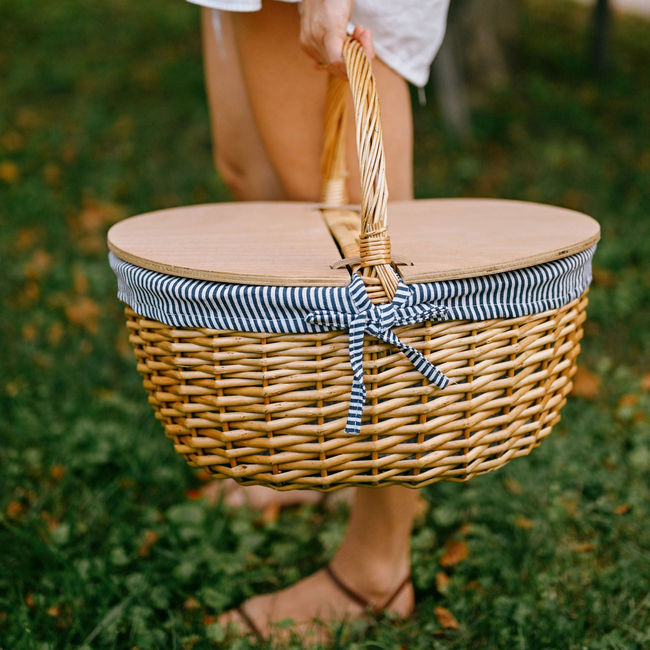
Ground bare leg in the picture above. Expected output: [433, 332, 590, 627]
[202, 8, 284, 200]
[220, 487, 420, 642]
[206, 2, 421, 641]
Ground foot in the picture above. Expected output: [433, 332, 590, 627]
[201, 478, 354, 511]
[219, 564, 414, 644]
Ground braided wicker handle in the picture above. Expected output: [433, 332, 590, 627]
[321, 38, 399, 304]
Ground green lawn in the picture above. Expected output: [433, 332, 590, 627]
[1, 0, 649, 648]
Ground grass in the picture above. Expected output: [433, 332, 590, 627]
[1, 0, 649, 648]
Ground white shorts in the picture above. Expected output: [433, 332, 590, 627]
[186, 0, 449, 87]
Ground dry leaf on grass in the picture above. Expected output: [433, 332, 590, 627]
[22, 324, 37, 342]
[24, 249, 52, 280]
[440, 540, 468, 567]
[642, 374, 650, 392]
[69, 199, 125, 255]
[138, 530, 159, 557]
[614, 504, 631, 515]
[0, 161, 19, 183]
[64, 297, 100, 333]
[574, 542, 596, 552]
[6, 501, 23, 518]
[50, 465, 66, 480]
[47, 322, 65, 346]
[571, 366, 601, 400]
[15, 228, 41, 251]
[503, 476, 524, 495]
[515, 516, 534, 530]
[591, 267, 616, 287]
[619, 394, 638, 408]
[435, 606, 459, 630]
[435, 572, 450, 594]
[184, 596, 201, 611]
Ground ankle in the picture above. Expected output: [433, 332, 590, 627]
[329, 552, 411, 605]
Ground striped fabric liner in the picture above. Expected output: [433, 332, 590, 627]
[110, 246, 594, 434]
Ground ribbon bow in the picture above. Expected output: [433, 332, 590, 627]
[306, 274, 450, 434]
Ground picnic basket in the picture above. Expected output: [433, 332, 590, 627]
[108, 39, 600, 491]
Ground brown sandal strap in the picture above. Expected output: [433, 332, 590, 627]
[325, 564, 412, 615]
[236, 605, 265, 643]
[324, 564, 372, 611]
[381, 572, 412, 611]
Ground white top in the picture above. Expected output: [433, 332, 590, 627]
[187, 0, 450, 87]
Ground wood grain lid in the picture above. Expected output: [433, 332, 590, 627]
[108, 198, 600, 286]
[108, 202, 350, 287]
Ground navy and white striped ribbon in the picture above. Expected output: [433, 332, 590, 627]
[110, 245, 595, 436]
[306, 274, 449, 434]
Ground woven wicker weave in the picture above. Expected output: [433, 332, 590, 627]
[118, 39, 591, 490]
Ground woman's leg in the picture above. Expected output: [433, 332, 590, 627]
[220, 487, 420, 641]
[201, 8, 284, 200]
[227, 0, 413, 202]
[207, 1, 420, 640]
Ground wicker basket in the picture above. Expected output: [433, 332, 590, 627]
[112, 39, 596, 490]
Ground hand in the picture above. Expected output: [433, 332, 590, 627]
[300, 0, 375, 79]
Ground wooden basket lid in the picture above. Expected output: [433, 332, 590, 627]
[108, 198, 600, 287]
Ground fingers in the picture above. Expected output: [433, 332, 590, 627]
[299, 0, 375, 79]
[352, 25, 375, 60]
[323, 32, 347, 78]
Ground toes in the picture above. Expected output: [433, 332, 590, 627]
[218, 608, 252, 637]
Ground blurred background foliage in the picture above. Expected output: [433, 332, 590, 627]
[0, 0, 649, 648]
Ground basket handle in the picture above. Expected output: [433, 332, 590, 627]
[321, 37, 400, 304]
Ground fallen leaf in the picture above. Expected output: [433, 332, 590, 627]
[24, 249, 52, 280]
[50, 465, 66, 480]
[642, 374, 650, 392]
[23, 281, 40, 305]
[435, 572, 450, 594]
[15, 228, 41, 251]
[574, 543, 596, 552]
[0, 161, 19, 183]
[64, 297, 100, 333]
[47, 322, 65, 346]
[69, 199, 125, 255]
[440, 540, 468, 567]
[6, 501, 23, 518]
[503, 476, 523, 495]
[591, 267, 616, 287]
[462, 580, 482, 592]
[515, 516, 534, 530]
[571, 366, 600, 400]
[435, 606, 459, 630]
[25, 593, 35, 608]
[43, 163, 62, 187]
[138, 530, 159, 557]
[62, 141, 77, 163]
[184, 596, 201, 611]
[22, 324, 37, 342]
[619, 394, 638, 408]
[614, 504, 631, 515]
[72, 266, 89, 294]
[46, 605, 60, 617]
[0, 131, 25, 152]
[17, 107, 40, 128]
[115, 328, 132, 359]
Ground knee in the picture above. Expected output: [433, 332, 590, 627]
[215, 153, 286, 201]
[215, 153, 248, 200]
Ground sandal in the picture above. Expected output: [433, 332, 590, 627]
[234, 564, 412, 643]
